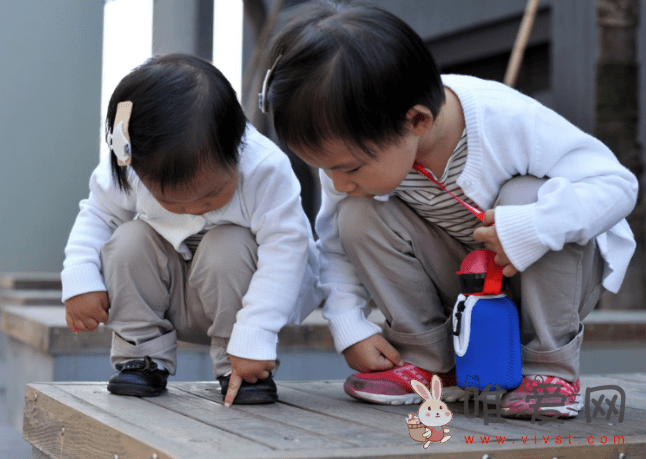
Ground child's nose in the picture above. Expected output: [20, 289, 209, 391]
[330, 170, 355, 193]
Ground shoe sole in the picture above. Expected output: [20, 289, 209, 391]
[349, 390, 422, 405]
[500, 398, 584, 419]
[228, 393, 278, 404]
[107, 383, 165, 397]
[345, 385, 467, 405]
[216, 379, 278, 405]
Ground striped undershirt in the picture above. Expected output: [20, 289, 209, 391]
[183, 229, 208, 255]
[395, 130, 484, 248]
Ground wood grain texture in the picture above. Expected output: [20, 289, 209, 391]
[0, 289, 62, 306]
[24, 383, 269, 459]
[22, 376, 645, 459]
[4, 304, 641, 357]
[0, 272, 61, 290]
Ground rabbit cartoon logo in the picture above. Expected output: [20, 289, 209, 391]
[405, 376, 452, 448]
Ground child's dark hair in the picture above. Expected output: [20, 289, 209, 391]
[264, 1, 445, 158]
[106, 53, 247, 193]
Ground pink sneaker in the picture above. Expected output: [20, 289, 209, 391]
[343, 363, 460, 405]
[500, 375, 583, 419]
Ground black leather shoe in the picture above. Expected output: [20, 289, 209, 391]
[217, 375, 278, 404]
[107, 356, 169, 397]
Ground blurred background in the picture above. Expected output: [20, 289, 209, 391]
[1, 0, 645, 455]
[1, 0, 644, 309]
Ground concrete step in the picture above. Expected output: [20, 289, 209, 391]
[0, 272, 61, 291]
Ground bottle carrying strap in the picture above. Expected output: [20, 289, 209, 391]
[412, 162, 505, 289]
[412, 162, 484, 222]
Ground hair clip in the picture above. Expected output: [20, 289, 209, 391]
[108, 101, 133, 166]
[258, 55, 282, 114]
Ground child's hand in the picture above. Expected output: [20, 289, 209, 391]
[472, 209, 519, 277]
[224, 356, 276, 407]
[342, 334, 404, 373]
[64, 291, 110, 334]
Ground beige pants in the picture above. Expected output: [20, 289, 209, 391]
[101, 220, 257, 377]
[338, 176, 604, 381]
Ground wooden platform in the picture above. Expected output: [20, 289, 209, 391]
[0, 272, 61, 291]
[23, 374, 646, 459]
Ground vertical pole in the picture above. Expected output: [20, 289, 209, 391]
[504, 0, 541, 87]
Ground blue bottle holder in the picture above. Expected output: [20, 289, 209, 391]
[452, 293, 522, 391]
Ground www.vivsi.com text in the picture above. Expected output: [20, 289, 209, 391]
[464, 433, 625, 445]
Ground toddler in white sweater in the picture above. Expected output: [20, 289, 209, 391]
[259, 2, 638, 419]
[62, 54, 320, 406]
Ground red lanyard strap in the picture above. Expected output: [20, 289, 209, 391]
[412, 162, 484, 222]
[412, 162, 505, 291]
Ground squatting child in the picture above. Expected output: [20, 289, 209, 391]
[62, 53, 321, 406]
[259, 2, 638, 418]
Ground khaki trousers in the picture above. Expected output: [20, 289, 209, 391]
[338, 176, 603, 381]
[101, 220, 257, 377]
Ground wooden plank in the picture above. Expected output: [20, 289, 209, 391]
[151, 385, 353, 450]
[1, 305, 111, 353]
[174, 381, 407, 448]
[278, 309, 336, 351]
[0, 304, 382, 354]
[274, 381, 532, 441]
[288, 382, 557, 448]
[279, 308, 646, 351]
[53, 383, 270, 454]
[610, 373, 646, 383]
[24, 383, 187, 459]
[280, 381, 544, 448]
[0, 289, 62, 306]
[0, 304, 209, 354]
[2, 305, 56, 353]
[3, 299, 641, 359]
[583, 310, 646, 342]
[278, 308, 385, 351]
[23, 381, 646, 459]
[0, 272, 61, 290]
[581, 375, 646, 411]
[585, 311, 646, 324]
[25, 383, 270, 458]
[583, 374, 646, 395]
[280, 379, 646, 440]
[0, 303, 372, 354]
[277, 380, 420, 430]
[149, 383, 646, 459]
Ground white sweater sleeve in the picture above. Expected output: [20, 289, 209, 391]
[494, 103, 638, 275]
[226, 152, 318, 361]
[315, 171, 382, 353]
[61, 159, 137, 302]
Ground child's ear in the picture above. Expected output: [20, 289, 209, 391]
[405, 105, 433, 136]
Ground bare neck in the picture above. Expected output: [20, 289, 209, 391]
[415, 87, 465, 178]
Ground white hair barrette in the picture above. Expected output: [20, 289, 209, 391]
[108, 101, 133, 166]
[258, 55, 282, 114]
